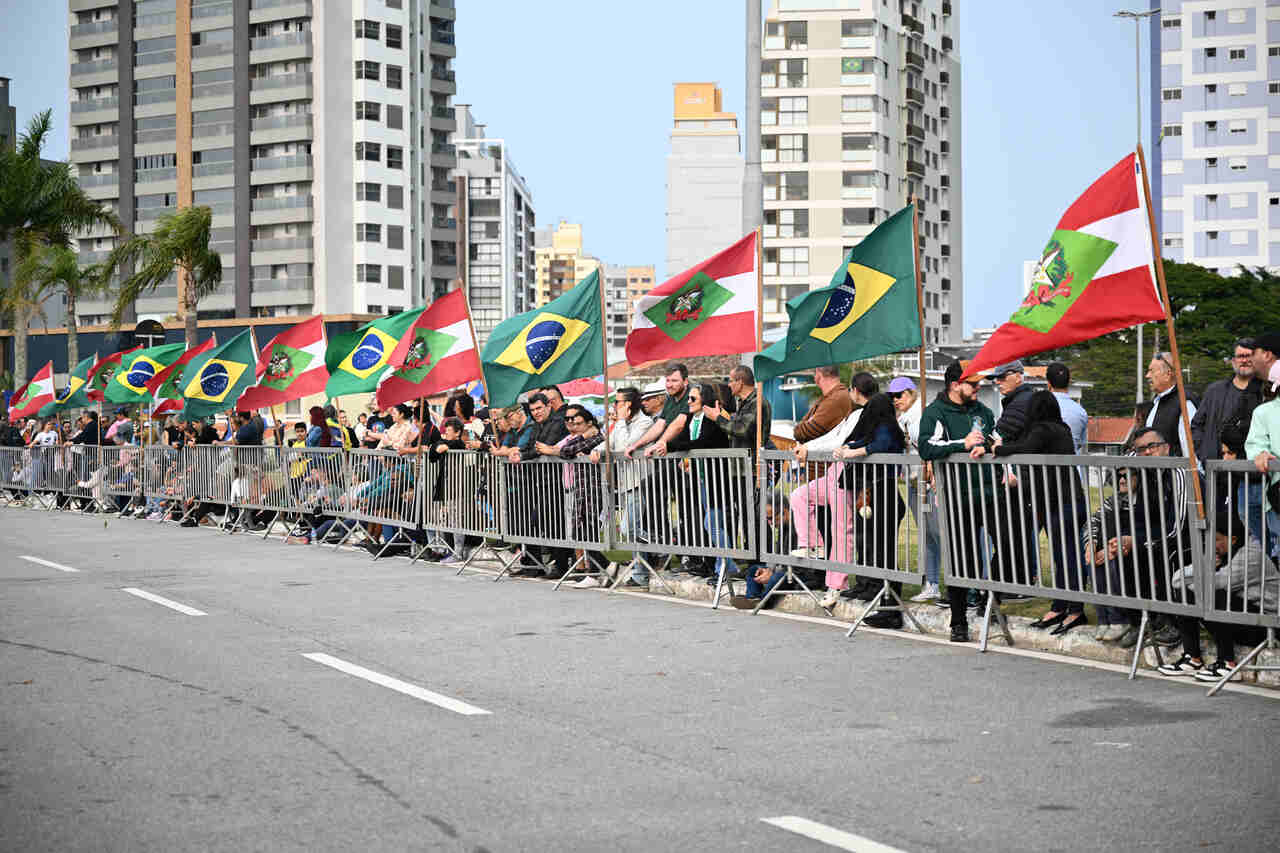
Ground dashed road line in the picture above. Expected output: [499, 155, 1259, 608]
[19, 555, 79, 573]
[121, 587, 208, 616]
[301, 652, 492, 716]
[761, 816, 909, 852]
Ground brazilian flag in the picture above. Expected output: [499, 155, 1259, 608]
[180, 329, 259, 419]
[755, 204, 920, 382]
[104, 342, 187, 404]
[323, 307, 425, 399]
[39, 354, 96, 416]
[482, 270, 603, 407]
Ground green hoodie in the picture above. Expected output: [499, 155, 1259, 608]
[919, 392, 997, 500]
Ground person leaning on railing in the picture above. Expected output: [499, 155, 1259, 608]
[593, 387, 655, 589]
[561, 405, 609, 589]
[507, 393, 572, 579]
[992, 390, 1090, 636]
[1243, 336, 1280, 558]
[917, 360, 997, 643]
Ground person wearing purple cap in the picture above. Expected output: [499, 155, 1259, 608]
[888, 376, 942, 601]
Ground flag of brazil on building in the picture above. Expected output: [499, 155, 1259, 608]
[481, 270, 603, 407]
[755, 204, 920, 382]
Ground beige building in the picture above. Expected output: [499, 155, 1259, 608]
[760, 0, 962, 344]
[533, 220, 602, 306]
[604, 263, 657, 351]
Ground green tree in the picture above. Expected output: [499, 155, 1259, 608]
[17, 244, 113, 368]
[1039, 262, 1280, 415]
[110, 205, 222, 347]
[0, 109, 121, 380]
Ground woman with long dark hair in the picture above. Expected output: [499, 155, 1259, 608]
[993, 389, 1089, 634]
[665, 383, 736, 584]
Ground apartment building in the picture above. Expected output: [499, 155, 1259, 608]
[759, 0, 962, 344]
[452, 105, 535, 346]
[603, 263, 656, 351]
[666, 82, 745, 277]
[66, 0, 458, 324]
[532, 220, 601, 307]
[1, 77, 17, 320]
[1151, 1, 1280, 273]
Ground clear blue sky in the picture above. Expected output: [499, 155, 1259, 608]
[2, 0, 1154, 336]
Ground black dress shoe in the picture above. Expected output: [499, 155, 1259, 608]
[1051, 613, 1089, 636]
[950, 624, 970, 642]
[1028, 611, 1068, 630]
[863, 611, 904, 630]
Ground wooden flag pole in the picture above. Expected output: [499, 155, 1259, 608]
[270, 406, 285, 448]
[910, 196, 927, 402]
[1136, 143, 1205, 520]
[597, 268, 615, 480]
[754, 226, 765, 464]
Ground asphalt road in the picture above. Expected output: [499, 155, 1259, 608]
[2, 508, 1278, 853]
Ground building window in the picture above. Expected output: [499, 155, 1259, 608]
[761, 96, 807, 126]
[355, 60, 380, 81]
[764, 246, 808, 277]
[1161, 16, 1180, 28]
[841, 94, 878, 121]
[355, 101, 380, 121]
[1231, 230, 1250, 246]
[763, 171, 808, 201]
[1162, 87, 1181, 100]
[385, 24, 402, 49]
[356, 263, 382, 283]
[764, 208, 808, 238]
[355, 141, 381, 161]
[843, 208, 880, 232]
[764, 20, 807, 50]
[354, 20, 379, 39]
[356, 182, 381, 202]
[387, 225, 404, 250]
[386, 65, 403, 89]
[387, 265, 404, 289]
[763, 133, 807, 163]
[1229, 48, 1246, 61]
[841, 19, 875, 45]
[1161, 124, 1182, 138]
[841, 56, 883, 84]
[842, 171, 886, 196]
[1270, 81, 1280, 94]
[1270, 47, 1280, 57]
[385, 104, 403, 129]
[1229, 119, 1247, 134]
[842, 132, 886, 160]
[761, 58, 807, 88]
[386, 146, 403, 169]
[356, 223, 382, 243]
[1229, 158, 1247, 172]
[386, 185, 404, 209]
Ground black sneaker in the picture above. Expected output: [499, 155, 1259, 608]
[1194, 660, 1238, 683]
[950, 623, 970, 642]
[1157, 654, 1203, 677]
[863, 611, 904, 630]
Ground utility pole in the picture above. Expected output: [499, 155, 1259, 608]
[1115, 7, 1160, 404]
[743, 0, 763, 234]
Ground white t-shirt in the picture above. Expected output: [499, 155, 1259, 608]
[33, 429, 59, 447]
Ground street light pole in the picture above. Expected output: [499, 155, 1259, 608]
[1116, 7, 1160, 405]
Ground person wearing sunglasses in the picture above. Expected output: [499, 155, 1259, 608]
[1144, 351, 1196, 457]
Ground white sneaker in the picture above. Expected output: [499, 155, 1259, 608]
[1095, 624, 1126, 642]
[789, 545, 825, 559]
[572, 576, 601, 589]
[819, 589, 839, 609]
[910, 582, 941, 602]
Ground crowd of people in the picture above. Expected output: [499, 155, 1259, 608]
[4, 332, 1279, 680]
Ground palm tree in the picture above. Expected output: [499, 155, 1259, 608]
[0, 109, 120, 380]
[110, 205, 221, 347]
[17, 244, 113, 368]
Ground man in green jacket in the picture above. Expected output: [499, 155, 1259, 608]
[918, 360, 997, 642]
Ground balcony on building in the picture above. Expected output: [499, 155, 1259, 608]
[905, 86, 924, 107]
[901, 12, 924, 35]
[70, 96, 120, 125]
[942, 36, 953, 52]
[250, 153, 314, 184]
[904, 49, 925, 72]
[905, 121, 925, 142]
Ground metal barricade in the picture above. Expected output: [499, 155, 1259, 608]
[422, 449, 507, 574]
[1201, 458, 1280, 694]
[53, 445, 101, 511]
[280, 446, 350, 544]
[98, 445, 144, 514]
[0, 446, 30, 504]
[340, 448, 422, 556]
[934, 453, 1202, 671]
[612, 448, 754, 604]
[141, 445, 182, 521]
[759, 450, 928, 633]
[178, 444, 234, 526]
[499, 454, 614, 587]
[226, 445, 292, 535]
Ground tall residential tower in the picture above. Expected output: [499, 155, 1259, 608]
[67, 0, 459, 324]
[759, 0, 962, 344]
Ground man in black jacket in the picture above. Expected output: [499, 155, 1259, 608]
[989, 361, 1040, 589]
[1145, 351, 1197, 456]
[0, 414, 23, 448]
[510, 393, 571, 578]
[1191, 338, 1264, 463]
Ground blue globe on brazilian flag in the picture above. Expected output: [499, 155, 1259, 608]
[180, 329, 260, 419]
[104, 343, 187, 404]
[482, 270, 603, 407]
[324, 307, 426, 398]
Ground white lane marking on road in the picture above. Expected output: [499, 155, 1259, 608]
[121, 587, 207, 616]
[301, 652, 492, 716]
[19, 555, 79, 573]
[1094, 741, 1132, 749]
[761, 816, 909, 852]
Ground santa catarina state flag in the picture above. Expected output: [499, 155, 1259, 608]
[9, 361, 55, 421]
[104, 342, 187, 404]
[482, 270, 602, 407]
[965, 152, 1166, 377]
[180, 329, 259, 420]
[39, 353, 96, 416]
[625, 232, 759, 366]
[755, 204, 919, 383]
[375, 290, 482, 409]
[148, 336, 215, 415]
[324, 308, 426, 398]
[86, 345, 141, 402]
[237, 315, 328, 410]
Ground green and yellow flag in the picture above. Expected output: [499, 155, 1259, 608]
[481, 270, 602, 407]
[324, 308, 426, 398]
[755, 204, 920, 382]
[39, 353, 96, 416]
[104, 342, 187, 404]
[180, 329, 259, 419]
